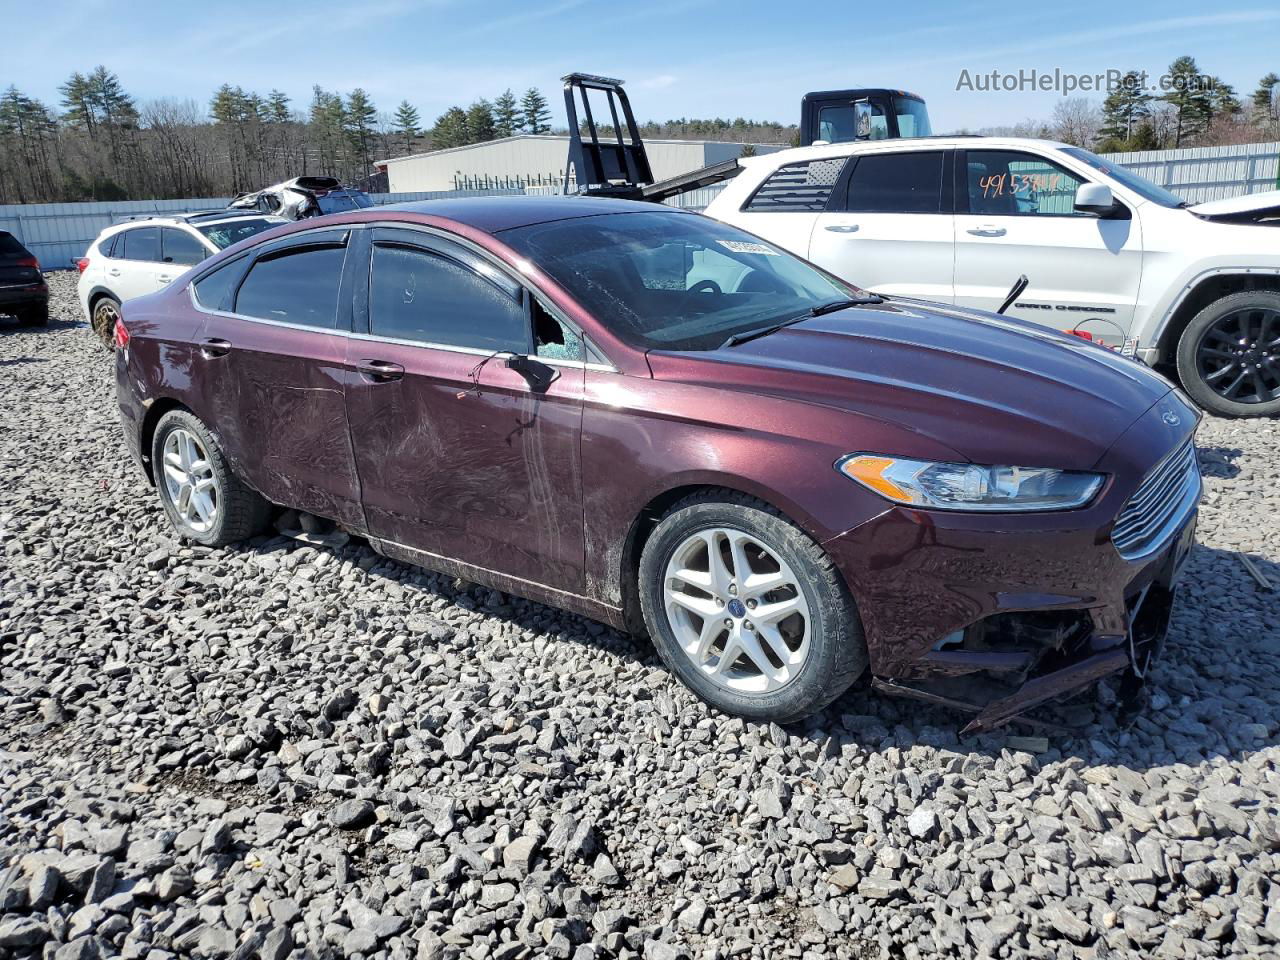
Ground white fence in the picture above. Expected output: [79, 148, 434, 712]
[4, 141, 1278, 269]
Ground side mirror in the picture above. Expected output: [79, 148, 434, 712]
[505, 354, 559, 393]
[1074, 182, 1116, 217]
[853, 100, 873, 140]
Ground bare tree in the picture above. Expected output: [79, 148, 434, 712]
[1050, 98, 1101, 147]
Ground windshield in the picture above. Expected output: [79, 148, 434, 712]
[894, 96, 931, 138]
[318, 191, 374, 213]
[198, 218, 280, 249]
[1060, 147, 1185, 208]
[500, 211, 857, 351]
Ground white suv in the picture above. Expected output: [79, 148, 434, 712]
[703, 137, 1280, 417]
[78, 211, 286, 347]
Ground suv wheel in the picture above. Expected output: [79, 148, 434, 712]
[638, 491, 867, 723]
[20, 304, 49, 326]
[91, 296, 121, 350]
[1176, 291, 1280, 417]
[151, 410, 271, 547]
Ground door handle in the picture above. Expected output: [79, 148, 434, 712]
[157, 274, 172, 284]
[200, 337, 232, 359]
[824, 224, 860, 233]
[966, 225, 1007, 237]
[107, 268, 121, 277]
[356, 359, 405, 382]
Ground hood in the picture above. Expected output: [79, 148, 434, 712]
[647, 300, 1173, 471]
[1188, 190, 1280, 223]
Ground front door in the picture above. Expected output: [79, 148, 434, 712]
[345, 227, 587, 592]
[194, 228, 365, 529]
[953, 148, 1143, 342]
[808, 150, 955, 303]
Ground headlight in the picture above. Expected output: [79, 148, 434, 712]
[836, 454, 1103, 512]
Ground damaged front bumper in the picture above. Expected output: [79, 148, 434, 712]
[823, 400, 1201, 733]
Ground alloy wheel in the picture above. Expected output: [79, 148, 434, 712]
[92, 300, 119, 349]
[663, 527, 810, 695]
[161, 428, 219, 534]
[1195, 307, 1280, 405]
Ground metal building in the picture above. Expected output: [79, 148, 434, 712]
[377, 135, 789, 193]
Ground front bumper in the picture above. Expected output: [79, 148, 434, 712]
[823, 393, 1200, 732]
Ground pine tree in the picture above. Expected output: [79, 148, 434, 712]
[520, 88, 551, 135]
[493, 89, 520, 138]
[1207, 79, 1241, 119]
[266, 90, 292, 124]
[59, 71, 97, 138]
[1161, 55, 1213, 146]
[345, 88, 377, 178]
[309, 86, 348, 176]
[465, 99, 495, 144]
[430, 107, 470, 150]
[1098, 71, 1153, 146]
[393, 101, 420, 155]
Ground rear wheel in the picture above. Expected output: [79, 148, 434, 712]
[1176, 291, 1280, 418]
[91, 296, 121, 350]
[638, 491, 867, 723]
[151, 410, 271, 547]
[19, 304, 48, 326]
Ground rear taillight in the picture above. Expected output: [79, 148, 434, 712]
[17, 255, 39, 270]
[114, 317, 130, 350]
[75, 257, 90, 273]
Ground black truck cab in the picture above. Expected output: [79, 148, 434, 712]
[800, 89, 932, 145]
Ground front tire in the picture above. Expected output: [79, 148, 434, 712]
[1175, 291, 1280, 418]
[638, 491, 867, 723]
[151, 410, 270, 547]
[91, 296, 121, 350]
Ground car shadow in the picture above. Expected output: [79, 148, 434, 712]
[0, 316, 84, 335]
[231, 530, 1277, 776]
[1196, 445, 1244, 480]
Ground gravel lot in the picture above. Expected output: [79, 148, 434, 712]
[1, 272, 1278, 960]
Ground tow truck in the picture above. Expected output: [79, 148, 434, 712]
[561, 73, 932, 202]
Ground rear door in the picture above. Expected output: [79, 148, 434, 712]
[807, 150, 954, 302]
[953, 148, 1142, 338]
[110, 226, 166, 302]
[726, 157, 850, 259]
[345, 226, 587, 590]
[193, 228, 364, 528]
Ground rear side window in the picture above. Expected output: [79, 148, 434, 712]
[235, 245, 346, 328]
[161, 228, 208, 266]
[0, 232, 25, 255]
[844, 152, 944, 213]
[369, 243, 528, 352]
[744, 158, 847, 212]
[118, 227, 161, 262]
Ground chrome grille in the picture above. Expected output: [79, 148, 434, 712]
[1112, 441, 1201, 560]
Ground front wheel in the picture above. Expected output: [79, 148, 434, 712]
[151, 410, 271, 547]
[638, 491, 867, 723]
[1175, 291, 1280, 418]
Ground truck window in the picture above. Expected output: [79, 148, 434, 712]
[964, 151, 1086, 217]
[818, 103, 887, 142]
[843, 152, 944, 214]
[744, 159, 848, 212]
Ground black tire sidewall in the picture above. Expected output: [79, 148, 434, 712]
[638, 498, 865, 723]
[150, 411, 237, 546]
[1176, 292, 1280, 418]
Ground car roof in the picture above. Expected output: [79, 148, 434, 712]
[102, 211, 286, 236]
[379, 195, 691, 233]
[747, 135, 1074, 167]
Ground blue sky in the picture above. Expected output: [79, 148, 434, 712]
[6, 0, 1279, 137]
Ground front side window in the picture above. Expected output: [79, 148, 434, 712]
[199, 218, 281, 250]
[533, 300, 585, 362]
[965, 150, 1086, 216]
[161, 228, 209, 266]
[369, 243, 528, 352]
[744, 158, 847, 212]
[118, 227, 160, 262]
[235, 245, 346, 328]
[845, 152, 944, 213]
[499, 210, 855, 352]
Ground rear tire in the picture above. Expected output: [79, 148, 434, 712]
[20, 304, 49, 326]
[638, 490, 867, 723]
[91, 296, 121, 350]
[151, 410, 271, 547]
[1175, 291, 1280, 418]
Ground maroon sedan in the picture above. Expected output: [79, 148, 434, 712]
[114, 197, 1201, 729]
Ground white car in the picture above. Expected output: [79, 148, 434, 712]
[703, 137, 1280, 417]
[78, 211, 287, 346]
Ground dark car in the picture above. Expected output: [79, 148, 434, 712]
[0, 230, 49, 326]
[114, 197, 1201, 729]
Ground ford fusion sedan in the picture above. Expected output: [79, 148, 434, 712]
[114, 197, 1201, 729]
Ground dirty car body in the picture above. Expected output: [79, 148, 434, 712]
[114, 197, 1201, 729]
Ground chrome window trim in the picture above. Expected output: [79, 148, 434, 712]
[187, 285, 618, 372]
